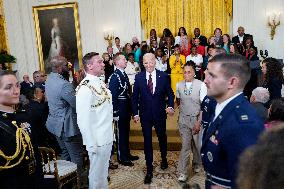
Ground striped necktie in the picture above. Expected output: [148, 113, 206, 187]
[148, 74, 153, 94]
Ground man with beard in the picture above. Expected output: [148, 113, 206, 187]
[202, 54, 264, 189]
[45, 56, 83, 182]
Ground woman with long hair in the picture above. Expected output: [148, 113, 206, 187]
[175, 27, 191, 57]
[261, 57, 284, 103]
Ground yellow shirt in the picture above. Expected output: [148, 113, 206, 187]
[169, 54, 185, 74]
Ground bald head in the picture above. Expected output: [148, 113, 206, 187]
[237, 26, 245, 36]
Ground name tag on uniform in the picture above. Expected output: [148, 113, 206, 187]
[241, 115, 248, 120]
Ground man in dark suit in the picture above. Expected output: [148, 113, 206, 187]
[20, 74, 33, 96]
[109, 53, 139, 166]
[193, 28, 208, 46]
[232, 26, 253, 54]
[132, 53, 175, 184]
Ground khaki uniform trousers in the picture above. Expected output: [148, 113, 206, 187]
[177, 114, 202, 175]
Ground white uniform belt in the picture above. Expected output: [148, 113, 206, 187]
[118, 96, 127, 100]
[206, 172, 232, 188]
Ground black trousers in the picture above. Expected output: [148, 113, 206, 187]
[141, 119, 167, 173]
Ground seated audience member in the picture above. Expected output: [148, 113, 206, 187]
[113, 37, 123, 54]
[138, 44, 149, 72]
[193, 38, 205, 56]
[20, 74, 33, 96]
[123, 43, 134, 60]
[146, 29, 160, 46]
[250, 87, 270, 122]
[207, 36, 216, 47]
[265, 98, 284, 129]
[33, 70, 45, 90]
[243, 37, 257, 59]
[237, 123, 284, 189]
[125, 53, 140, 86]
[261, 57, 284, 103]
[213, 28, 223, 47]
[232, 26, 252, 54]
[25, 87, 59, 152]
[134, 41, 147, 63]
[186, 46, 203, 80]
[248, 47, 259, 61]
[149, 40, 158, 54]
[193, 28, 207, 46]
[102, 52, 114, 83]
[211, 47, 226, 57]
[175, 27, 191, 57]
[131, 37, 140, 52]
[159, 28, 175, 47]
[203, 46, 214, 70]
[163, 36, 174, 58]
[107, 46, 114, 59]
[169, 44, 186, 97]
[155, 48, 168, 72]
[221, 34, 231, 54]
[229, 43, 239, 54]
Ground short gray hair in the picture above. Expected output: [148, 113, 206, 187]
[251, 87, 270, 104]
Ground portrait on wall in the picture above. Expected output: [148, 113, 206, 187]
[33, 2, 82, 74]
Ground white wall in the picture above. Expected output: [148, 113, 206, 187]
[233, 0, 284, 59]
[3, 0, 141, 79]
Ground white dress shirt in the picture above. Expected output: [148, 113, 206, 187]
[146, 70, 157, 94]
[124, 61, 140, 85]
[112, 45, 122, 54]
[238, 35, 244, 43]
[186, 54, 203, 66]
[155, 57, 167, 72]
[213, 92, 243, 121]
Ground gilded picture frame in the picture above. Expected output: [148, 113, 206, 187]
[33, 2, 82, 74]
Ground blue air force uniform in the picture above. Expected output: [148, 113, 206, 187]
[201, 93, 264, 189]
[201, 95, 217, 139]
[109, 69, 132, 162]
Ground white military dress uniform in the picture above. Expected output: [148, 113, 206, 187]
[76, 73, 114, 189]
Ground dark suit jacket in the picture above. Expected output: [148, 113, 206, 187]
[132, 70, 174, 122]
[232, 33, 252, 45]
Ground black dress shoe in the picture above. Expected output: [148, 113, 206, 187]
[129, 154, 139, 161]
[160, 161, 168, 170]
[118, 160, 134, 166]
[144, 173, 153, 184]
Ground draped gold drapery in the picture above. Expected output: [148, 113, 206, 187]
[0, 0, 8, 51]
[141, 0, 232, 39]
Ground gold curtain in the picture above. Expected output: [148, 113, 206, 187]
[141, 0, 232, 39]
[0, 0, 8, 51]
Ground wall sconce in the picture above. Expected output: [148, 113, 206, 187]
[268, 13, 281, 40]
[103, 29, 114, 46]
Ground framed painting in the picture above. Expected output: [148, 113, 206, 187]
[33, 2, 82, 74]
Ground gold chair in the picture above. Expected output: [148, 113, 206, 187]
[39, 147, 79, 189]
